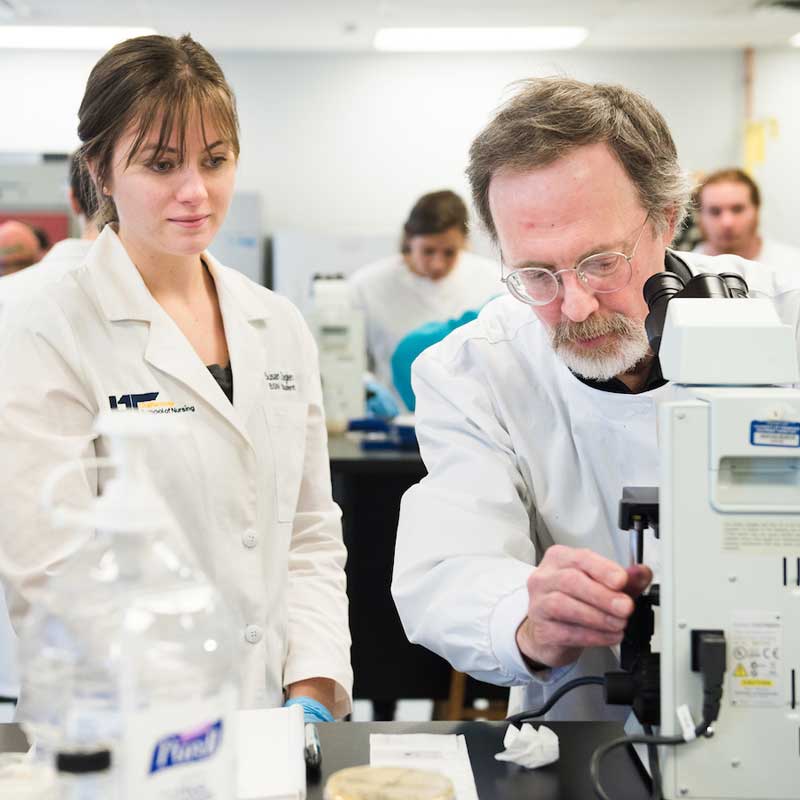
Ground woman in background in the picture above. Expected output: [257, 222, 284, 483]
[349, 190, 500, 411]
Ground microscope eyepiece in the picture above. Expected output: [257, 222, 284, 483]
[642, 270, 750, 355]
[643, 272, 686, 354]
[719, 272, 749, 299]
[679, 273, 733, 299]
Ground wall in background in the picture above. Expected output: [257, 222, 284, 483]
[6, 47, 746, 243]
[2, 50, 91, 154]
[752, 49, 800, 247]
[222, 49, 744, 243]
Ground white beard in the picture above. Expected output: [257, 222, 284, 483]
[550, 315, 652, 382]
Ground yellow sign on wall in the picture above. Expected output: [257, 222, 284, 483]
[744, 117, 779, 174]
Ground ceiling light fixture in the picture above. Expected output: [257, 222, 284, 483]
[0, 25, 157, 50]
[373, 26, 588, 52]
[790, 31, 800, 46]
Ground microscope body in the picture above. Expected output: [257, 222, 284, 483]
[308, 274, 367, 426]
[656, 297, 800, 799]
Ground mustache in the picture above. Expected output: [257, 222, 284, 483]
[550, 313, 641, 347]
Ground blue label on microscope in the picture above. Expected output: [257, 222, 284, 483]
[750, 420, 800, 448]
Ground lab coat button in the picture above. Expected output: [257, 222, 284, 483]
[242, 530, 258, 548]
[244, 625, 263, 644]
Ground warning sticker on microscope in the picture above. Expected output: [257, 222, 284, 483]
[722, 519, 800, 553]
[750, 420, 800, 448]
[729, 611, 783, 707]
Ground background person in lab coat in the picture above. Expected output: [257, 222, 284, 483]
[0, 34, 352, 721]
[349, 190, 500, 411]
[0, 152, 99, 718]
[693, 167, 800, 271]
[0, 152, 99, 317]
[391, 77, 800, 720]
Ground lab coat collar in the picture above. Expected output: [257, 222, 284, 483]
[87, 226, 156, 323]
[87, 226, 266, 449]
[87, 225, 272, 324]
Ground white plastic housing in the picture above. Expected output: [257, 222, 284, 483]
[308, 277, 367, 424]
[659, 389, 800, 799]
[659, 299, 800, 386]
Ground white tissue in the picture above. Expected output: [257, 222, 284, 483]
[494, 723, 559, 769]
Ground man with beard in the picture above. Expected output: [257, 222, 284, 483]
[694, 167, 800, 271]
[391, 77, 800, 721]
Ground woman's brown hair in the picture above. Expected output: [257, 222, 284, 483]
[77, 34, 240, 227]
[400, 190, 469, 254]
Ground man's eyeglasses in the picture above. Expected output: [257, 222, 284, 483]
[501, 214, 650, 307]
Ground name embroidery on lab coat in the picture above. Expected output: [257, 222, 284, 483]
[108, 392, 196, 414]
[264, 372, 296, 392]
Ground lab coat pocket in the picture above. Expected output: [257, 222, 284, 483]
[265, 400, 308, 523]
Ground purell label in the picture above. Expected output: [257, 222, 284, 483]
[149, 719, 223, 774]
[123, 686, 237, 799]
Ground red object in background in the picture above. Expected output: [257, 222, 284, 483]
[0, 212, 70, 252]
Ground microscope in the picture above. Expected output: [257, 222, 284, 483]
[617, 269, 800, 799]
[307, 274, 367, 430]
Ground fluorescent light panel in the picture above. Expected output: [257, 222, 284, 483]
[0, 26, 157, 50]
[374, 26, 588, 52]
[791, 31, 800, 47]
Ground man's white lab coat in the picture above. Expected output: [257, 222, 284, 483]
[392, 251, 800, 720]
[0, 227, 353, 717]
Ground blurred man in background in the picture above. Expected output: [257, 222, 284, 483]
[0, 153, 97, 315]
[0, 221, 41, 277]
[695, 167, 800, 270]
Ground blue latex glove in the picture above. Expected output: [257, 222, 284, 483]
[284, 696, 335, 724]
[365, 378, 400, 419]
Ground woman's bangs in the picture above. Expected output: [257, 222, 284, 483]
[123, 83, 238, 167]
[195, 86, 240, 157]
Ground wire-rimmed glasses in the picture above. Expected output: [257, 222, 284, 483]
[501, 214, 650, 306]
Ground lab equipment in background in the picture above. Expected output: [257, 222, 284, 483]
[348, 415, 417, 451]
[308, 274, 367, 432]
[56, 749, 114, 800]
[19, 411, 238, 800]
[210, 192, 263, 284]
[271, 231, 398, 317]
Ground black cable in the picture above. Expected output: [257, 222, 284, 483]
[590, 721, 711, 800]
[642, 723, 662, 800]
[506, 676, 605, 725]
[591, 630, 726, 799]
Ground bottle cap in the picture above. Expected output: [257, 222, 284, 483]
[56, 750, 112, 774]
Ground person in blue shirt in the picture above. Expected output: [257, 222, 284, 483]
[391, 308, 482, 412]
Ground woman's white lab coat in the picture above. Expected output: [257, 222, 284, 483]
[0, 227, 353, 717]
[392, 252, 800, 720]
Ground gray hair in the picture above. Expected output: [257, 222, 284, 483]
[467, 77, 691, 241]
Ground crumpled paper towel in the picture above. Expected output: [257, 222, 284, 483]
[494, 724, 559, 769]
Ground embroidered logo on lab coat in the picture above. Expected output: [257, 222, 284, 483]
[264, 372, 297, 392]
[108, 392, 196, 414]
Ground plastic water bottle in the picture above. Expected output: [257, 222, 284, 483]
[18, 411, 239, 799]
[56, 750, 114, 800]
